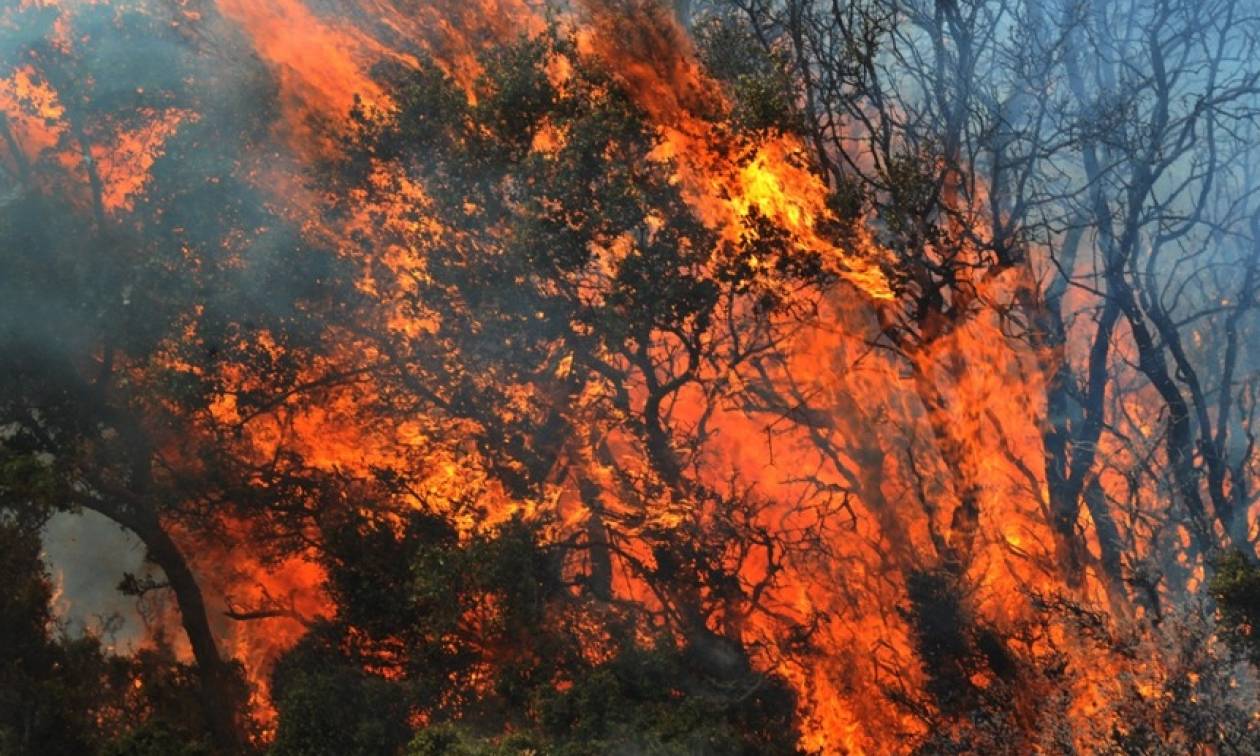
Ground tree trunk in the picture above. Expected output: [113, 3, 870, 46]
[1082, 477, 1128, 609]
[88, 499, 245, 754]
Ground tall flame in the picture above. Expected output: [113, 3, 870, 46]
[8, 0, 1256, 752]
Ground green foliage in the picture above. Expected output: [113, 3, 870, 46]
[102, 721, 211, 756]
[4, 10, 808, 756]
[0, 6, 359, 745]
[1210, 550, 1260, 667]
[1099, 607, 1260, 754]
[407, 724, 540, 756]
[265, 508, 802, 755]
[268, 649, 411, 756]
[0, 517, 222, 755]
[533, 642, 798, 756]
[340, 26, 820, 500]
[693, 16, 802, 134]
[304, 510, 582, 724]
[109, 641, 242, 749]
[294, 26, 808, 755]
[0, 517, 102, 755]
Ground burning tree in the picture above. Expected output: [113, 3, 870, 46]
[3, 0, 1260, 754]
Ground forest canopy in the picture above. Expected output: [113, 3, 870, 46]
[3, 0, 1260, 754]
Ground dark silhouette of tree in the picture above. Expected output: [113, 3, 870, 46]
[6, 0, 1260, 752]
[334, 25, 832, 679]
[0, 4, 363, 751]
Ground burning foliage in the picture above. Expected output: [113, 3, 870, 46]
[3, 0, 1260, 753]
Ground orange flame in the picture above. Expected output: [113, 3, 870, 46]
[14, 0, 1255, 751]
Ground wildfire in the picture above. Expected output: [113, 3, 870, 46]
[208, 0, 1086, 747]
[8, 0, 1259, 753]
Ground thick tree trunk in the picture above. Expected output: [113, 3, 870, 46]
[1040, 293, 1122, 590]
[577, 474, 614, 602]
[87, 499, 244, 754]
[1082, 477, 1128, 608]
[134, 516, 244, 753]
[911, 368, 981, 570]
[1107, 272, 1217, 555]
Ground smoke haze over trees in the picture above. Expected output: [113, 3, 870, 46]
[3, 0, 1260, 753]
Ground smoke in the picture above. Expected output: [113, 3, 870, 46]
[42, 510, 154, 651]
[6, 0, 1260, 750]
